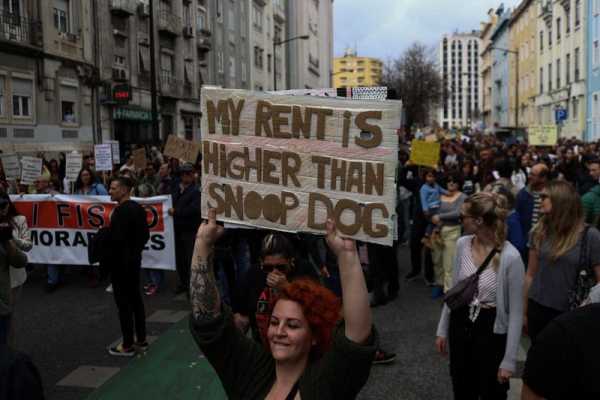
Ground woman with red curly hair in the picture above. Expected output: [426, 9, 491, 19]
[190, 209, 375, 399]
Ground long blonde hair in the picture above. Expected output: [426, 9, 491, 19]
[464, 192, 509, 267]
[532, 180, 584, 260]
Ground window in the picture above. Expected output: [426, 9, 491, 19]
[216, 0, 223, 22]
[267, 54, 271, 72]
[139, 45, 150, 73]
[253, 46, 263, 69]
[539, 31, 543, 52]
[241, 61, 247, 82]
[60, 84, 77, 124]
[53, 0, 70, 33]
[556, 18, 561, 41]
[0, 76, 4, 116]
[548, 63, 552, 92]
[556, 58, 561, 88]
[566, 53, 571, 83]
[114, 55, 125, 66]
[252, 5, 263, 31]
[566, 9, 571, 34]
[217, 51, 224, 74]
[229, 56, 235, 78]
[573, 97, 578, 120]
[576, 0, 581, 27]
[197, 7, 207, 31]
[595, 39, 600, 69]
[595, 0, 600, 15]
[160, 52, 173, 75]
[12, 77, 32, 118]
[575, 47, 580, 80]
[540, 67, 544, 93]
[548, 28, 552, 48]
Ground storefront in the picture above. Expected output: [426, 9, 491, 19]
[112, 105, 159, 147]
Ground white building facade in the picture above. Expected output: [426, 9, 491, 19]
[438, 31, 483, 129]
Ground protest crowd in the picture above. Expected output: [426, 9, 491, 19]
[2, 113, 600, 398]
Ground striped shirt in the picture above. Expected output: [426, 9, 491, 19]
[531, 191, 542, 226]
[457, 238, 498, 306]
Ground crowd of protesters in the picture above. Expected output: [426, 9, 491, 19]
[2, 129, 600, 398]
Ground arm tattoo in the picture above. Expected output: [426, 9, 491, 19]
[190, 251, 222, 321]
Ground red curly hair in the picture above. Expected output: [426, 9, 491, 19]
[271, 278, 342, 359]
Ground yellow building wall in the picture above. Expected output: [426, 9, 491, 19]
[509, 1, 538, 128]
[333, 55, 383, 88]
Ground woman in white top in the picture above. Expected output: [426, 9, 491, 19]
[435, 192, 525, 400]
[0, 191, 32, 347]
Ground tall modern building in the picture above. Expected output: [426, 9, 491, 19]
[535, 0, 586, 139]
[0, 0, 96, 151]
[438, 31, 482, 129]
[332, 48, 383, 88]
[286, 0, 333, 90]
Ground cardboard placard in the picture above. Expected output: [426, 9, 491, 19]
[409, 140, 440, 169]
[0, 153, 20, 180]
[65, 152, 83, 181]
[132, 148, 147, 170]
[94, 144, 113, 172]
[20, 156, 43, 185]
[163, 135, 202, 163]
[528, 125, 558, 146]
[106, 140, 121, 164]
[200, 87, 402, 246]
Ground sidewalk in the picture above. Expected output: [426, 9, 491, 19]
[86, 317, 226, 400]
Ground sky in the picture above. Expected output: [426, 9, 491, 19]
[334, 0, 522, 62]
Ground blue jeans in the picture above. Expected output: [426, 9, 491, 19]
[47, 265, 62, 285]
[0, 314, 10, 345]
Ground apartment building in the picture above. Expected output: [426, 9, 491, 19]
[536, 0, 586, 139]
[586, 0, 600, 140]
[0, 0, 96, 150]
[286, 0, 333, 89]
[480, 9, 500, 130]
[509, 0, 538, 128]
[491, 7, 512, 128]
[332, 48, 383, 88]
[438, 31, 483, 129]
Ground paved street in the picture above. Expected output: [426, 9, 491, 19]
[13, 247, 526, 400]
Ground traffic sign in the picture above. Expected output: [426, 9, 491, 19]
[555, 107, 568, 123]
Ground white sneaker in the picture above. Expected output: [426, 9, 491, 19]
[106, 284, 113, 293]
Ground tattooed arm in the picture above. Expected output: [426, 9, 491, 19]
[190, 208, 224, 321]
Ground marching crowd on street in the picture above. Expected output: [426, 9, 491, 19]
[1, 129, 600, 399]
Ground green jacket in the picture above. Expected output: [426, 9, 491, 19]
[0, 242, 27, 316]
[582, 185, 600, 224]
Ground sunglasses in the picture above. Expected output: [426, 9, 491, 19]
[261, 263, 291, 274]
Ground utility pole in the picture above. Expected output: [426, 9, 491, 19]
[149, 0, 159, 142]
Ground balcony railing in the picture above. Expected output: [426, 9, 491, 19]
[158, 8, 181, 36]
[160, 70, 182, 98]
[110, 0, 136, 15]
[0, 11, 42, 48]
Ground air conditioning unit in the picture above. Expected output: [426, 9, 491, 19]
[183, 26, 193, 38]
[112, 67, 128, 81]
[137, 3, 150, 17]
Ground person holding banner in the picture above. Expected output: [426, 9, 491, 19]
[190, 210, 375, 400]
[74, 168, 108, 196]
[0, 194, 28, 345]
[107, 177, 150, 356]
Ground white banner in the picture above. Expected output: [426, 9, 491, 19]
[20, 156, 42, 185]
[94, 144, 113, 172]
[65, 152, 83, 181]
[0, 153, 20, 180]
[10, 195, 176, 270]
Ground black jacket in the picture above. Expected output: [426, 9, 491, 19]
[0, 346, 44, 400]
[172, 183, 201, 234]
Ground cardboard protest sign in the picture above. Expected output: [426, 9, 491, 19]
[163, 135, 202, 163]
[106, 140, 121, 164]
[528, 126, 557, 146]
[0, 153, 20, 180]
[10, 195, 175, 270]
[65, 152, 83, 181]
[94, 144, 113, 171]
[409, 140, 440, 169]
[20, 156, 42, 185]
[200, 87, 402, 246]
[132, 148, 147, 170]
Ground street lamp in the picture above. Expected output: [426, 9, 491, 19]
[490, 46, 519, 128]
[273, 34, 309, 91]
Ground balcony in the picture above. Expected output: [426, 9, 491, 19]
[197, 36, 211, 52]
[110, 0, 136, 16]
[541, 2, 553, 27]
[160, 71, 182, 98]
[158, 8, 181, 36]
[560, 0, 570, 10]
[0, 12, 42, 48]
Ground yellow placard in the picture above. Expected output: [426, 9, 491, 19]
[528, 125, 558, 146]
[410, 140, 440, 168]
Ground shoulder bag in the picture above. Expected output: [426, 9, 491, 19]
[444, 247, 498, 311]
[568, 225, 593, 310]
